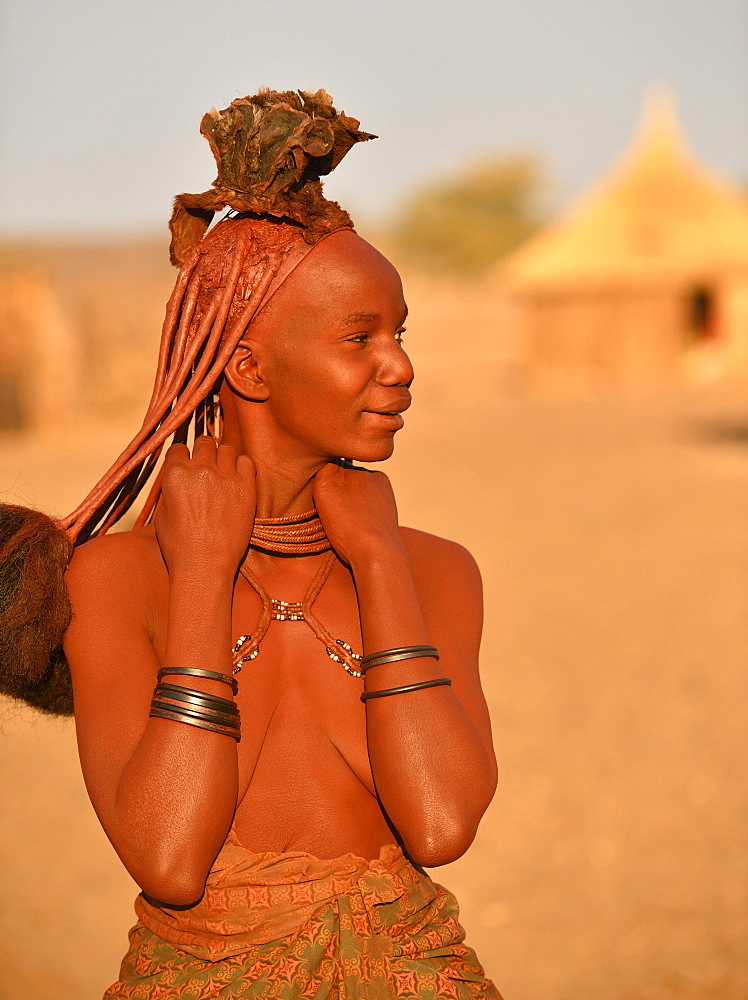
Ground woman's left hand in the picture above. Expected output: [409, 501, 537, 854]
[312, 461, 403, 565]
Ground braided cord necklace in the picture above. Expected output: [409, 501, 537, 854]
[231, 509, 363, 677]
[247, 508, 331, 557]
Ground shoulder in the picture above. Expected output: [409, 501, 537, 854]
[398, 526, 483, 606]
[397, 527, 485, 662]
[67, 523, 160, 584]
[65, 525, 164, 627]
[398, 525, 481, 577]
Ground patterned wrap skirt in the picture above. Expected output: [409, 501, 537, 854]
[103, 823, 503, 999]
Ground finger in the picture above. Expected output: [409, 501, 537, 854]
[216, 442, 238, 473]
[191, 434, 218, 464]
[314, 461, 341, 482]
[236, 453, 257, 482]
[163, 442, 190, 464]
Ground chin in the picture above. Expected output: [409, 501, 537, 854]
[342, 436, 398, 464]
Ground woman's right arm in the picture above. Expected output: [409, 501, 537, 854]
[63, 437, 255, 907]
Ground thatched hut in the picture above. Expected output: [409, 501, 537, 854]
[498, 94, 748, 392]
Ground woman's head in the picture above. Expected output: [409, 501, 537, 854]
[219, 228, 413, 466]
[55, 89, 377, 545]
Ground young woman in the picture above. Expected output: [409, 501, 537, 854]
[0, 90, 501, 998]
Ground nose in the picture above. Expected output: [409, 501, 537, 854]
[377, 341, 414, 388]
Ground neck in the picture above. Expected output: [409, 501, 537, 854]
[218, 404, 328, 519]
[251, 454, 323, 519]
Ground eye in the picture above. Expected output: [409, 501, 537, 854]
[347, 332, 370, 344]
[395, 328, 406, 344]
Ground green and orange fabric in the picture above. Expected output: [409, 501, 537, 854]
[103, 823, 502, 998]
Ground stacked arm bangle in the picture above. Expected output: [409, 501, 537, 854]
[149, 676, 241, 741]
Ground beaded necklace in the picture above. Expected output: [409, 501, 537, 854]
[231, 509, 363, 677]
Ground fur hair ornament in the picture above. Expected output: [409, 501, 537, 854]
[169, 89, 376, 266]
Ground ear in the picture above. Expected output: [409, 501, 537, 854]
[222, 338, 270, 402]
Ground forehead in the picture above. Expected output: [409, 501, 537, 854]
[261, 231, 406, 329]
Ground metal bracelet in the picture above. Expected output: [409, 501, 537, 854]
[360, 677, 452, 702]
[150, 702, 240, 728]
[149, 706, 241, 742]
[157, 667, 238, 695]
[150, 698, 241, 728]
[361, 647, 440, 674]
[360, 644, 439, 666]
[154, 683, 239, 715]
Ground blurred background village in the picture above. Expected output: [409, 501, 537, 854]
[4, 93, 748, 432]
[1, 1, 747, 999]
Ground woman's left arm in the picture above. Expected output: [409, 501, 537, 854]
[314, 464, 498, 869]
[352, 534, 498, 868]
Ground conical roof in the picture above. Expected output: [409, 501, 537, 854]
[500, 90, 748, 290]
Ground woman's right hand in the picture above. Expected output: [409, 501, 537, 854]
[153, 435, 257, 577]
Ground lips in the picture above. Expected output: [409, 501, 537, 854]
[362, 410, 406, 429]
[363, 397, 411, 416]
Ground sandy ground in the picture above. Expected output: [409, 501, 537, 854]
[1, 384, 747, 1000]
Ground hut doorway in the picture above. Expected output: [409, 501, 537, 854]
[684, 286, 718, 346]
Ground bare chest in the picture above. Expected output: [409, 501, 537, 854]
[148, 557, 373, 799]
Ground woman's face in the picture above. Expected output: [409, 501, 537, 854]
[224, 230, 414, 464]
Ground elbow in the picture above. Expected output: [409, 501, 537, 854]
[109, 819, 230, 910]
[405, 810, 482, 869]
[404, 774, 497, 869]
[407, 820, 477, 868]
[136, 868, 207, 909]
[122, 849, 209, 909]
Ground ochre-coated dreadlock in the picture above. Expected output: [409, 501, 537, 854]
[0, 89, 374, 715]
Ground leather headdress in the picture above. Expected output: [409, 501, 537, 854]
[168, 89, 376, 267]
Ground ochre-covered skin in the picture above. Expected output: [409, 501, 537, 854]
[62, 230, 498, 915]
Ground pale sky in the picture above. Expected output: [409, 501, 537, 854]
[1, 0, 746, 236]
